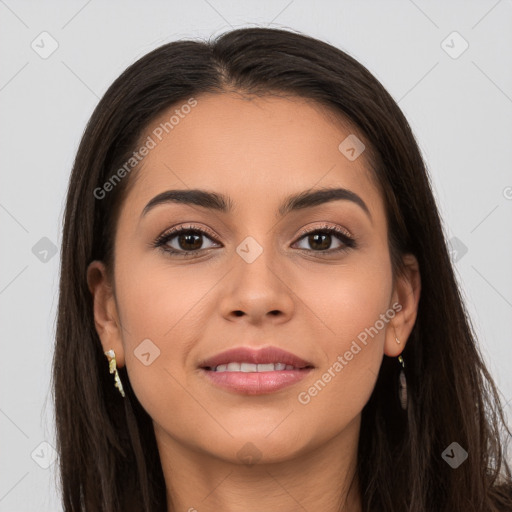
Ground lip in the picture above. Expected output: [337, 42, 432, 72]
[200, 367, 313, 395]
[198, 346, 314, 395]
[198, 346, 314, 370]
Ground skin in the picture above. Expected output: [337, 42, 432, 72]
[87, 92, 421, 512]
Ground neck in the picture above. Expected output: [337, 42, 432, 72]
[154, 416, 363, 512]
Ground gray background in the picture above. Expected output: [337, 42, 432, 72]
[1, 0, 511, 510]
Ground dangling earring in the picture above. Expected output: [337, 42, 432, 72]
[398, 354, 407, 410]
[104, 349, 126, 398]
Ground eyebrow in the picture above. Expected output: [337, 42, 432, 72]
[141, 187, 371, 221]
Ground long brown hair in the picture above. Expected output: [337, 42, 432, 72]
[52, 27, 512, 511]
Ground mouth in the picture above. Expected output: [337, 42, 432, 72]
[198, 346, 314, 395]
[204, 362, 312, 372]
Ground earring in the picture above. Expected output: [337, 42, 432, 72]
[398, 354, 407, 410]
[104, 349, 126, 398]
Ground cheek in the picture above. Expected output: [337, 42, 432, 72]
[293, 259, 393, 429]
[112, 256, 223, 416]
[299, 254, 393, 349]
[116, 260, 217, 342]
[297, 276, 395, 432]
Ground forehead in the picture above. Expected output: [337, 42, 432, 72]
[122, 92, 382, 220]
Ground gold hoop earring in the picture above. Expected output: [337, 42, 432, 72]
[104, 349, 126, 398]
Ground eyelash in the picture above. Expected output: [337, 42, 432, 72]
[152, 223, 357, 258]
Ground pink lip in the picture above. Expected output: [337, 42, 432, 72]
[201, 367, 313, 395]
[198, 346, 314, 395]
[198, 346, 314, 369]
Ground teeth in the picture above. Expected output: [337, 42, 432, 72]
[210, 362, 301, 372]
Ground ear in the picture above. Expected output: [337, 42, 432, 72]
[86, 260, 125, 367]
[384, 253, 421, 357]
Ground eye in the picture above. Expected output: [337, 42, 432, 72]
[293, 224, 356, 254]
[153, 224, 221, 256]
[152, 223, 356, 258]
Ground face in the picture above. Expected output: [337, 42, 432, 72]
[88, 92, 419, 466]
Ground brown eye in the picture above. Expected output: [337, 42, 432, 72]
[175, 231, 204, 251]
[154, 225, 220, 256]
[304, 232, 334, 251]
[162, 229, 217, 253]
[294, 226, 356, 253]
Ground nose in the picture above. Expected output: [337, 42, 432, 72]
[218, 241, 295, 326]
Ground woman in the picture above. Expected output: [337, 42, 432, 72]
[52, 27, 512, 511]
